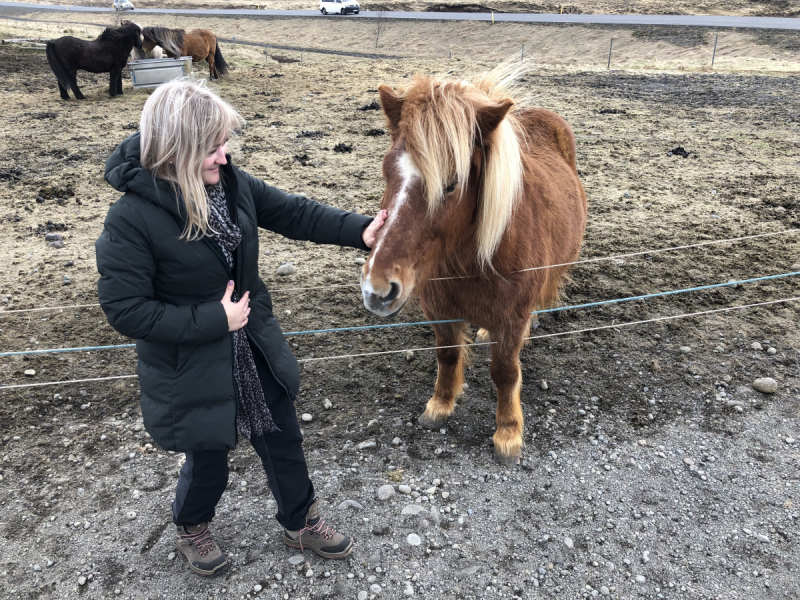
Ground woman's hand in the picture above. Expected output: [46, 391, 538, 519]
[221, 280, 250, 331]
[362, 209, 387, 248]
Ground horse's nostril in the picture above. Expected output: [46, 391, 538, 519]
[384, 282, 401, 304]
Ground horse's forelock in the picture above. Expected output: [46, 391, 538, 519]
[400, 75, 523, 269]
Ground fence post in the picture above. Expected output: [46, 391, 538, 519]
[607, 38, 613, 69]
[711, 34, 718, 68]
[233, 35, 236, 51]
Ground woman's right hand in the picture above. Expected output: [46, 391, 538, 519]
[221, 280, 250, 331]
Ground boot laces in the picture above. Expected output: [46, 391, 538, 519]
[181, 525, 216, 556]
[297, 519, 335, 550]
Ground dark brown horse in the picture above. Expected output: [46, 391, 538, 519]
[361, 66, 588, 465]
[46, 22, 143, 100]
[141, 26, 229, 78]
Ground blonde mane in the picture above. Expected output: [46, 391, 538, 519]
[400, 64, 526, 268]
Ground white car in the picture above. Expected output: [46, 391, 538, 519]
[319, 0, 359, 14]
[113, 0, 134, 10]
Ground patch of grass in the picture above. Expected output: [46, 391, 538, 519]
[387, 469, 404, 482]
[630, 26, 708, 47]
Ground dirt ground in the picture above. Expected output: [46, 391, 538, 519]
[1, 9, 800, 600]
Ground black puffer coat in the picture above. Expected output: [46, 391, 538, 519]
[97, 133, 371, 451]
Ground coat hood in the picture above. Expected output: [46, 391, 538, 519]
[105, 132, 184, 216]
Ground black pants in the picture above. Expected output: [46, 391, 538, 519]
[172, 346, 315, 532]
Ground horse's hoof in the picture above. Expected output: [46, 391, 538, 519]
[418, 413, 448, 429]
[493, 449, 522, 466]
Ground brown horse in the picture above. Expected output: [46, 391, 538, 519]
[141, 26, 229, 78]
[361, 66, 588, 465]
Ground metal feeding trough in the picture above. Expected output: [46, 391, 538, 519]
[127, 57, 193, 90]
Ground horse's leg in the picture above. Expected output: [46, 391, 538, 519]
[487, 318, 528, 465]
[68, 69, 86, 100]
[109, 67, 123, 97]
[418, 322, 468, 429]
[207, 53, 216, 79]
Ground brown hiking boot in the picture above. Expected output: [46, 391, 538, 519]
[176, 523, 228, 576]
[283, 499, 353, 559]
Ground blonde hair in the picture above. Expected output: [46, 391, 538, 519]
[140, 79, 245, 240]
[399, 65, 525, 269]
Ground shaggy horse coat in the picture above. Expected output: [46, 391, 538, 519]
[141, 26, 229, 79]
[46, 22, 143, 100]
[361, 67, 588, 464]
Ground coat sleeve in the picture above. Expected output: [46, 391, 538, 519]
[95, 200, 230, 345]
[244, 171, 372, 250]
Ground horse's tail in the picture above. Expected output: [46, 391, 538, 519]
[213, 41, 229, 76]
[46, 42, 73, 93]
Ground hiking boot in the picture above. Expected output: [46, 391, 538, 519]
[176, 523, 228, 576]
[283, 499, 353, 559]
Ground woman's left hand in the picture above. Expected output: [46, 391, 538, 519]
[362, 209, 387, 249]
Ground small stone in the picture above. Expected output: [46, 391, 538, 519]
[751, 342, 763, 351]
[49, 240, 65, 249]
[370, 584, 382, 594]
[126, 511, 137, 520]
[301, 413, 313, 422]
[338, 499, 364, 511]
[679, 346, 691, 354]
[24, 369, 36, 377]
[540, 380, 548, 390]
[276, 262, 296, 276]
[62, 276, 71, 286]
[33, 564, 41, 572]
[600, 586, 610, 596]
[407, 533, 421, 546]
[767, 347, 777, 355]
[78, 576, 87, 586]
[401, 504, 427, 515]
[786, 437, 796, 444]
[44, 233, 62, 242]
[398, 485, 412, 494]
[357, 439, 377, 450]
[392, 437, 402, 446]
[757, 534, 770, 543]
[288, 555, 305, 565]
[635, 575, 646, 584]
[358, 592, 368, 600]
[683, 457, 695, 466]
[323, 398, 333, 409]
[377, 484, 395, 501]
[753, 378, 778, 394]
[405, 350, 415, 362]
[168, 552, 176, 560]
[637, 439, 647, 446]
[355, 257, 366, 265]
[254, 584, 263, 592]
[564, 537, 574, 549]
[305, 569, 314, 578]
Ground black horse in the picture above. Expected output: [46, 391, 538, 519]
[46, 23, 143, 100]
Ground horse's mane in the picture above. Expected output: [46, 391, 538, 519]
[143, 26, 184, 56]
[398, 63, 527, 268]
[99, 22, 141, 43]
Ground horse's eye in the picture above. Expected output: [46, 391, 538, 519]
[444, 182, 457, 194]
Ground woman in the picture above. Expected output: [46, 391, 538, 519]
[96, 79, 386, 576]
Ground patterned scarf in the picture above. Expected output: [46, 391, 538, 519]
[206, 183, 278, 437]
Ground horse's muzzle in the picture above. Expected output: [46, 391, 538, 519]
[361, 279, 406, 317]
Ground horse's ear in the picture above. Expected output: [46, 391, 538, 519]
[476, 98, 514, 141]
[379, 84, 403, 130]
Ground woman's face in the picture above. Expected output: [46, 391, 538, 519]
[201, 138, 228, 186]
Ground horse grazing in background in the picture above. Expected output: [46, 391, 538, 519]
[141, 26, 229, 78]
[45, 22, 143, 100]
[361, 66, 588, 465]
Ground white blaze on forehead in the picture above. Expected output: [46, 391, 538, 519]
[367, 151, 420, 272]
